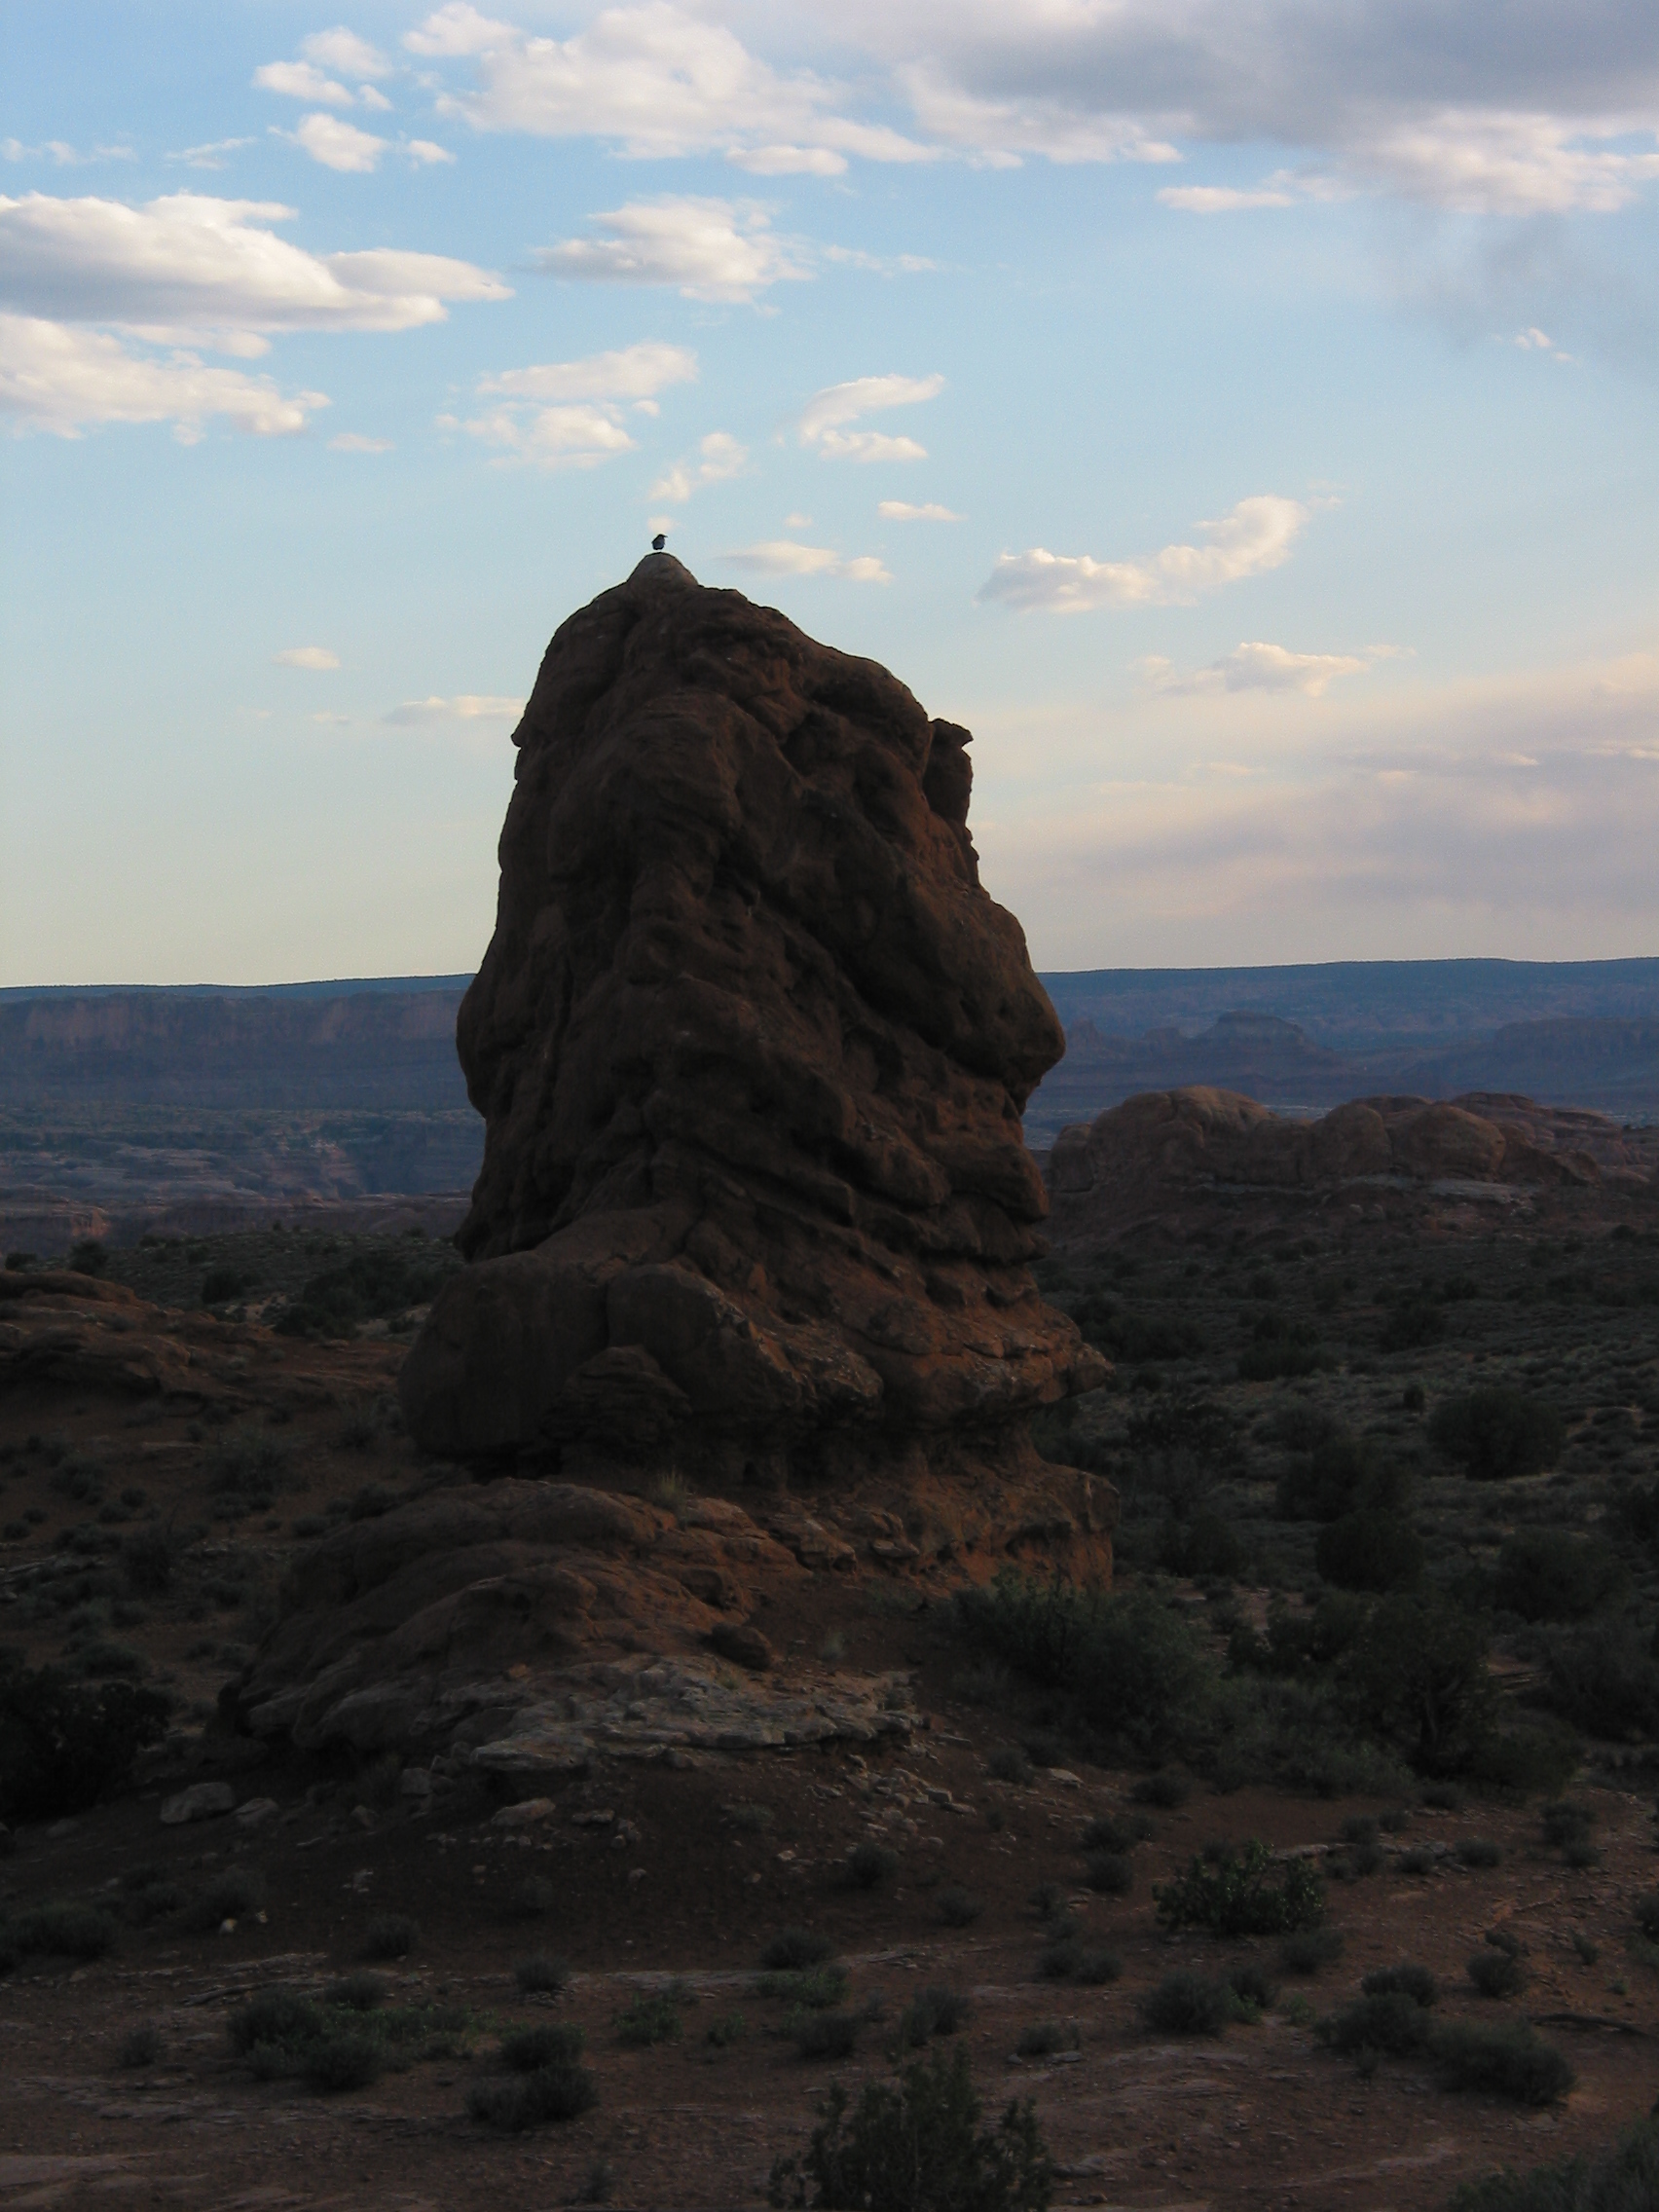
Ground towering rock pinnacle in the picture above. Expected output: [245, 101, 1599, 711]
[401, 557, 1106, 1493]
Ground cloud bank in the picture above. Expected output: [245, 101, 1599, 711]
[981, 496, 1309, 612]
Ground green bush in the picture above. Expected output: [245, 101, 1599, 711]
[1237, 1314, 1323, 1382]
[183, 1868, 265, 1931]
[302, 2035, 383, 2092]
[0, 1899, 117, 1969]
[122, 1530, 176, 1597]
[68, 1239, 109, 1276]
[1281, 1928, 1345, 1975]
[1277, 1435, 1410, 1523]
[767, 2046, 1053, 2212]
[793, 2009, 860, 2060]
[897, 1987, 967, 2046]
[1361, 1963, 1436, 2007]
[118, 2025, 162, 2068]
[0, 1666, 169, 1821]
[937, 1887, 982, 1928]
[848, 1841, 899, 1891]
[762, 1928, 832, 1971]
[952, 1574, 1219, 1763]
[1430, 1389, 1565, 1482]
[1468, 1948, 1528, 1999]
[1339, 1591, 1494, 1774]
[1079, 1813, 1149, 1853]
[1158, 1511, 1244, 1580]
[1450, 2117, 1659, 2210]
[1130, 1770, 1191, 1808]
[1315, 1511, 1424, 1593]
[1381, 1297, 1444, 1354]
[1139, 1972, 1231, 2037]
[1493, 1531, 1626, 1622]
[1429, 2020, 1572, 2105]
[1457, 1839, 1502, 1869]
[1083, 1851, 1132, 1895]
[1155, 1840, 1324, 1937]
[1014, 2021, 1077, 2059]
[361, 1913, 417, 1961]
[276, 1244, 459, 1340]
[761, 1966, 850, 2009]
[1539, 1621, 1659, 1738]
[500, 2023, 586, 2072]
[1322, 1989, 1434, 2058]
[466, 2063, 597, 2130]
[615, 1991, 682, 2047]
[513, 1953, 568, 1995]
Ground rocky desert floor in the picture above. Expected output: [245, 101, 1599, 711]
[4, 1200, 1659, 2210]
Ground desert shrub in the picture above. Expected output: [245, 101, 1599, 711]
[986, 1746, 1033, 1787]
[762, 1965, 850, 2009]
[302, 2035, 383, 2092]
[1431, 1389, 1565, 1482]
[1131, 1770, 1191, 1808]
[361, 1913, 417, 1961]
[1538, 1621, 1659, 1739]
[1450, 2117, 1659, 2211]
[1339, 1591, 1494, 1774]
[848, 1841, 899, 1891]
[766, 2045, 1053, 2212]
[723, 1800, 775, 1833]
[1083, 1851, 1132, 1895]
[1158, 1511, 1245, 1581]
[1281, 1928, 1345, 1975]
[123, 1530, 176, 1597]
[1277, 1435, 1411, 1523]
[511, 1875, 554, 1919]
[513, 1953, 569, 1995]
[206, 1428, 292, 1502]
[1470, 1719, 1580, 1799]
[953, 1574, 1219, 1763]
[1139, 1972, 1231, 2037]
[1381, 1297, 1444, 1354]
[1457, 1839, 1502, 1869]
[118, 2025, 162, 2068]
[898, 1987, 967, 2046]
[1015, 2021, 1078, 2059]
[1315, 1510, 1424, 1593]
[501, 2023, 586, 2072]
[1539, 1800, 1595, 1849]
[793, 2009, 860, 2060]
[327, 1972, 387, 2011]
[0, 1666, 168, 1821]
[467, 2062, 597, 2130]
[615, 1991, 682, 2046]
[1080, 1813, 1149, 1854]
[761, 1927, 832, 1971]
[201, 1265, 257, 1306]
[1362, 1963, 1437, 2007]
[1429, 2020, 1572, 2105]
[1338, 1815, 1384, 1877]
[938, 1887, 982, 1928]
[1322, 1990, 1434, 2058]
[1632, 1894, 1659, 1939]
[707, 2010, 747, 2047]
[183, 1868, 265, 1931]
[1493, 1532, 1626, 1622]
[1, 1899, 117, 1968]
[1227, 1963, 1277, 2017]
[1468, 1948, 1529, 1999]
[1036, 1939, 1121, 1986]
[1156, 1840, 1324, 1937]
[69, 1239, 108, 1276]
[276, 1243, 460, 1340]
[229, 1988, 323, 2057]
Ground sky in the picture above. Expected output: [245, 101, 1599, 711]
[2, 1, 1657, 986]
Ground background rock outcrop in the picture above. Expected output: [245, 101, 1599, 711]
[402, 556, 1105, 1493]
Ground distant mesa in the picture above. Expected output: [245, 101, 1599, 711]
[401, 555, 1107, 1511]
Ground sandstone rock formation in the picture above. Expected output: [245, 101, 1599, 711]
[401, 556, 1106, 1493]
[1045, 1084, 1658, 1248]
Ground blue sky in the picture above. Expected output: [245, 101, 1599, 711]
[2, 0, 1656, 985]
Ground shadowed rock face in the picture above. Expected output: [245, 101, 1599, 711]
[400, 557, 1105, 1482]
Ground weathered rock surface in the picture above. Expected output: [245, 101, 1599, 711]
[1046, 1085, 1658, 1248]
[400, 556, 1105, 1486]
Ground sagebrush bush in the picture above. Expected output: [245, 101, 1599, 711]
[117, 2024, 162, 2068]
[361, 1913, 417, 1961]
[1493, 1531, 1626, 1622]
[1449, 2116, 1659, 2210]
[1015, 2020, 1077, 2059]
[1538, 1621, 1659, 1739]
[1430, 2020, 1572, 2105]
[184, 1868, 264, 1932]
[466, 2063, 597, 2130]
[1, 1899, 117, 1972]
[848, 1841, 898, 1891]
[1139, 1972, 1231, 2037]
[1315, 1510, 1424, 1594]
[1468, 1948, 1528, 2000]
[767, 2046, 1053, 2212]
[0, 1666, 169, 1822]
[1083, 1850, 1132, 1895]
[953, 1573, 1219, 1763]
[615, 1992, 682, 2047]
[1281, 1928, 1345, 1975]
[1339, 1592, 1494, 1774]
[761, 1928, 832, 1971]
[1361, 1964, 1437, 2008]
[1277, 1435, 1410, 1523]
[1321, 1989, 1434, 2058]
[793, 2009, 859, 2060]
[1036, 1939, 1121, 1986]
[1430, 1389, 1565, 1482]
[514, 1953, 569, 1995]
[937, 1886, 982, 1928]
[1155, 1840, 1324, 1937]
[500, 2023, 586, 2072]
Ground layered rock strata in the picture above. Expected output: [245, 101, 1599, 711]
[401, 556, 1106, 1493]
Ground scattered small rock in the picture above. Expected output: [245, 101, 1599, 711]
[159, 1783, 235, 1827]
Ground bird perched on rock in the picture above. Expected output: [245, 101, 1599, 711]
[651, 532, 666, 551]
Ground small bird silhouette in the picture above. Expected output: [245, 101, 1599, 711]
[651, 532, 666, 552]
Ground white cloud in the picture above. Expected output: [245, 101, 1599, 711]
[254, 60, 355, 108]
[1158, 185, 1297, 213]
[405, 4, 513, 57]
[979, 495, 1310, 612]
[1511, 324, 1576, 363]
[358, 87, 394, 113]
[1147, 642, 1374, 698]
[879, 498, 962, 521]
[901, 65, 1181, 167]
[406, 139, 456, 166]
[0, 313, 325, 440]
[414, 1, 932, 168]
[275, 645, 340, 669]
[649, 428, 747, 501]
[167, 139, 255, 172]
[0, 193, 510, 339]
[477, 339, 695, 402]
[459, 401, 638, 468]
[540, 197, 806, 303]
[287, 113, 387, 172]
[385, 693, 523, 723]
[302, 29, 391, 80]
[1356, 110, 1659, 215]
[722, 539, 891, 583]
[329, 430, 392, 452]
[798, 371, 942, 461]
